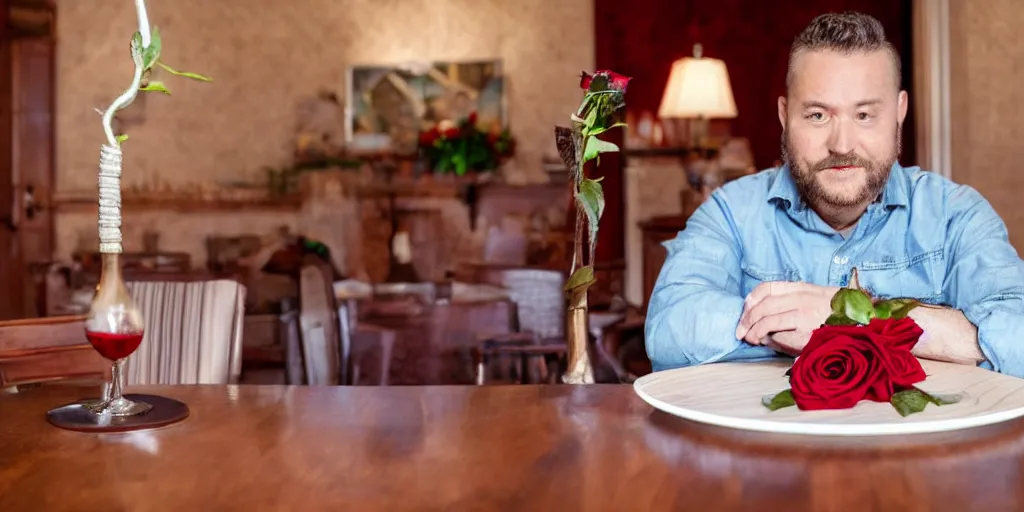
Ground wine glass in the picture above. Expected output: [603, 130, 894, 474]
[83, 253, 151, 417]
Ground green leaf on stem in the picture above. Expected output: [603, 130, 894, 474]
[157, 61, 213, 82]
[563, 265, 596, 293]
[583, 136, 619, 166]
[762, 389, 796, 411]
[585, 121, 627, 138]
[577, 177, 604, 260]
[824, 312, 860, 326]
[140, 81, 171, 95]
[891, 388, 963, 417]
[891, 389, 929, 417]
[830, 288, 875, 325]
[141, 26, 162, 71]
[876, 298, 920, 320]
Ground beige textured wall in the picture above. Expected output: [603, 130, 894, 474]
[56, 0, 594, 192]
[949, 0, 1024, 249]
[53, 0, 593, 261]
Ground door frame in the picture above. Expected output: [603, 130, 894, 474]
[912, 0, 952, 179]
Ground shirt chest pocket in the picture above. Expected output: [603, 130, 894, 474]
[856, 250, 945, 302]
[740, 263, 800, 297]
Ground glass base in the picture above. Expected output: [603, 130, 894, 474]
[83, 396, 154, 417]
[48, 393, 189, 433]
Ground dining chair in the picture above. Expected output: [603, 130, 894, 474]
[298, 257, 395, 385]
[0, 316, 109, 389]
[124, 279, 247, 385]
[474, 269, 570, 384]
[298, 259, 343, 385]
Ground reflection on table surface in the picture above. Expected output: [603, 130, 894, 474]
[4, 382, 1024, 510]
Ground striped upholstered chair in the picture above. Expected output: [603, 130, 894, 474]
[124, 279, 247, 385]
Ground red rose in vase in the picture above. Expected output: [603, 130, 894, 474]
[579, 70, 632, 92]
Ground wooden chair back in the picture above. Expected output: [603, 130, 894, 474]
[0, 316, 108, 388]
[124, 279, 247, 385]
[298, 259, 344, 385]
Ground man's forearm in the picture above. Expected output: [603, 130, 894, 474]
[908, 306, 985, 365]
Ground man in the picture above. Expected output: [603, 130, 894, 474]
[645, 12, 1024, 377]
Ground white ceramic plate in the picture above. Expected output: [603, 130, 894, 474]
[633, 359, 1024, 436]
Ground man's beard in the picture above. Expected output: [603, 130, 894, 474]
[781, 124, 901, 209]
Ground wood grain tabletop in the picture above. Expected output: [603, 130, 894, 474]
[2, 383, 1024, 511]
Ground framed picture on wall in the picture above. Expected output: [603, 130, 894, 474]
[344, 59, 507, 154]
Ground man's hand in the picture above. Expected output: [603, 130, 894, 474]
[734, 282, 839, 355]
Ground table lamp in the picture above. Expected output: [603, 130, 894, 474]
[657, 43, 737, 200]
[657, 43, 737, 152]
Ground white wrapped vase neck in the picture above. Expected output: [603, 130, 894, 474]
[97, 144, 123, 254]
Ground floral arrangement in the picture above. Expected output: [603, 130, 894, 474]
[763, 270, 962, 417]
[418, 112, 514, 175]
[553, 70, 630, 383]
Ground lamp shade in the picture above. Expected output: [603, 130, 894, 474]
[657, 55, 738, 119]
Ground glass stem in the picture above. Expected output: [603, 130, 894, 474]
[111, 358, 126, 403]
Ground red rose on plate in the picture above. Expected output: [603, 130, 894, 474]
[868, 318, 927, 386]
[789, 318, 928, 411]
[869, 317, 923, 351]
[789, 326, 890, 410]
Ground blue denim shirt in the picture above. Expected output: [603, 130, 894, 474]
[645, 163, 1024, 377]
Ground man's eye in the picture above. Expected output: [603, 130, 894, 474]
[806, 112, 825, 121]
[857, 112, 872, 121]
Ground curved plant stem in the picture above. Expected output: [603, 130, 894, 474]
[101, 0, 150, 147]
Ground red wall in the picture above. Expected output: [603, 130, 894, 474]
[592, 0, 914, 262]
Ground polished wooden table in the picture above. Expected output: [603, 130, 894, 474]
[4, 384, 1024, 511]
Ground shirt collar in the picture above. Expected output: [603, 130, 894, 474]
[768, 162, 909, 211]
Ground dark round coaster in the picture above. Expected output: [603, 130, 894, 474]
[46, 394, 190, 433]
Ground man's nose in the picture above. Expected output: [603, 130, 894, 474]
[826, 117, 855, 155]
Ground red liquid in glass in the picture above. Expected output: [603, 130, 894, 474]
[85, 330, 144, 361]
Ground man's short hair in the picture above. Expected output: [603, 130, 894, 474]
[787, 12, 901, 90]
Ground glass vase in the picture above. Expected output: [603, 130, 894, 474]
[83, 253, 151, 416]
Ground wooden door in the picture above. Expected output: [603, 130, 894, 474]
[0, 32, 15, 319]
[0, 1, 56, 320]
[10, 36, 55, 318]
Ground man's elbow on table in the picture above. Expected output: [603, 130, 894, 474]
[645, 286, 769, 371]
[963, 293, 1024, 378]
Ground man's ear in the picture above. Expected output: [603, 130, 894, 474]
[897, 90, 908, 124]
[778, 96, 788, 129]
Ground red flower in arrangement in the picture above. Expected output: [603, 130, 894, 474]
[762, 272, 963, 417]
[418, 112, 515, 176]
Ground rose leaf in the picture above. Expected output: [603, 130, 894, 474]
[563, 265, 596, 294]
[825, 312, 860, 326]
[880, 298, 921, 320]
[830, 288, 875, 325]
[874, 301, 893, 320]
[582, 136, 619, 166]
[762, 389, 796, 411]
[891, 388, 931, 417]
[917, 387, 963, 406]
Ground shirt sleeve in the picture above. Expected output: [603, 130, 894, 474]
[944, 186, 1024, 377]
[644, 191, 778, 371]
